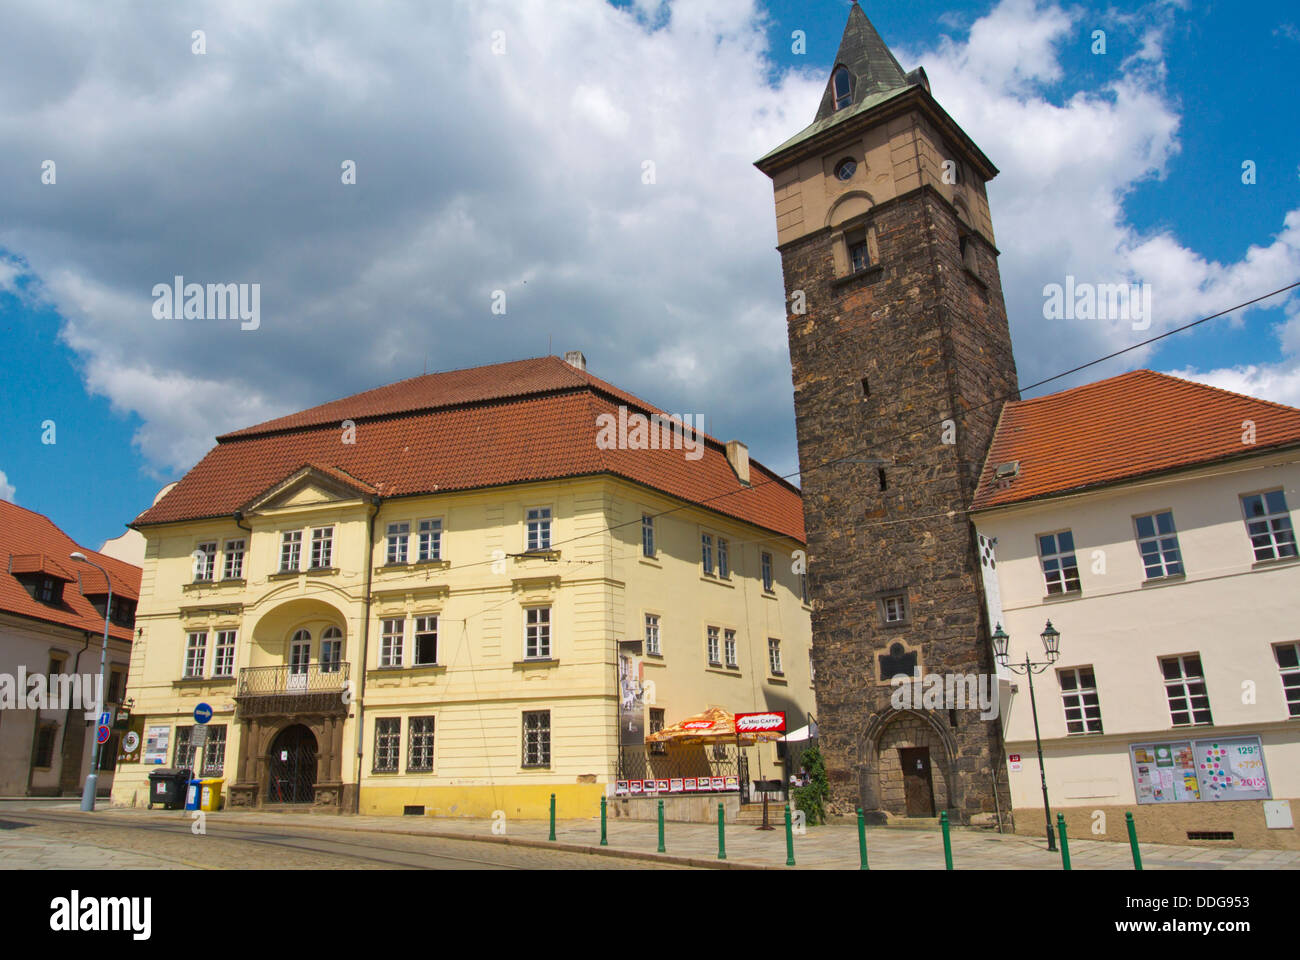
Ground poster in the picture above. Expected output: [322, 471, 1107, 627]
[117, 714, 146, 764]
[143, 724, 170, 765]
[1130, 736, 1270, 804]
[617, 640, 646, 747]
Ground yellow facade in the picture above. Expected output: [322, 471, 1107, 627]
[111, 470, 813, 819]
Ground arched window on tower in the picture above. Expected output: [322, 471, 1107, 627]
[833, 67, 852, 111]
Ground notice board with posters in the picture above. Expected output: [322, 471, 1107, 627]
[143, 724, 170, 765]
[1129, 735, 1271, 804]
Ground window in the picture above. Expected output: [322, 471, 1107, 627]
[522, 711, 551, 767]
[213, 630, 237, 678]
[408, 716, 435, 772]
[1059, 667, 1102, 734]
[644, 613, 661, 656]
[36, 576, 62, 604]
[380, 619, 404, 667]
[847, 228, 870, 272]
[701, 534, 714, 575]
[801, 572, 810, 605]
[718, 538, 730, 578]
[386, 522, 409, 564]
[289, 630, 311, 675]
[98, 734, 119, 771]
[321, 626, 343, 673]
[184, 632, 207, 678]
[1134, 511, 1183, 579]
[194, 542, 217, 581]
[834, 157, 857, 181]
[310, 526, 333, 569]
[417, 518, 442, 561]
[1275, 642, 1300, 718]
[649, 708, 666, 755]
[1038, 530, 1081, 595]
[525, 607, 551, 659]
[1241, 490, 1297, 562]
[222, 539, 245, 580]
[725, 629, 738, 669]
[707, 626, 721, 665]
[761, 552, 774, 592]
[175, 724, 227, 776]
[882, 594, 906, 623]
[279, 531, 302, 573]
[641, 514, 655, 558]
[809, 650, 816, 684]
[374, 718, 400, 772]
[526, 507, 552, 551]
[33, 723, 58, 768]
[107, 667, 126, 703]
[1162, 655, 1212, 726]
[832, 66, 851, 111]
[108, 596, 136, 628]
[414, 616, 438, 666]
[768, 638, 783, 676]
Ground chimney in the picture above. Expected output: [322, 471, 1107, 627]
[725, 440, 750, 485]
[564, 350, 587, 371]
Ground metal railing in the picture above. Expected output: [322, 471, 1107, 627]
[235, 662, 350, 718]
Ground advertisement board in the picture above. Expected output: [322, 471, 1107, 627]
[1130, 735, 1271, 804]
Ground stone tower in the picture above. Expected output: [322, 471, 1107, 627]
[755, 2, 1018, 824]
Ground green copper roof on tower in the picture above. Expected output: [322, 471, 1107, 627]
[814, 2, 911, 122]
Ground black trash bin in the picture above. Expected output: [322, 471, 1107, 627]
[147, 767, 193, 810]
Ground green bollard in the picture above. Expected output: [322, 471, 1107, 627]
[940, 811, 953, 870]
[549, 793, 556, 841]
[857, 808, 869, 870]
[1057, 813, 1072, 870]
[1126, 812, 1143, 871]
[717, 803, 726, 860]
[657, 799, 665, 852]
[784, 803, 796, 866]
[600, 795, 608, 846]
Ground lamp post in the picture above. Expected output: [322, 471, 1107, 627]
[992, 619, 1061, 852]
[70, 551, 112, 813]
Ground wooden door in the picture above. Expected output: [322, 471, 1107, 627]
[900, 747, 936, 817]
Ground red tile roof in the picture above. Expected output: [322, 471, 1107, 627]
[136, 356, 806, 543]
[1, 501, 141, 643]
[972, 369, 1300, 511]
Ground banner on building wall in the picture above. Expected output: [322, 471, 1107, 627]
[1130, 735, 1271, 804]
[735, 711, 786, 734]
[618, 640, 645, 747]
[117, 714, 146, 764]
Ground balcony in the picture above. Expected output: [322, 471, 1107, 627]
[235, 662, 350, 719]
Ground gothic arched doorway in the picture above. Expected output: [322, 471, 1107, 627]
[266, 724, 318, 804]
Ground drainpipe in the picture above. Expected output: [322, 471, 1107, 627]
[58, 632, 95, 794]
[233, 510, 252, 536]
[353, 495, 381, 813]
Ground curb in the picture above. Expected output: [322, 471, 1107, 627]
[104, 809, 770, 870]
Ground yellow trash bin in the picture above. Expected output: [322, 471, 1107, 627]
[199, 778, 224, 811]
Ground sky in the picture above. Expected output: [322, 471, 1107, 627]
[0, 0, 1297, 549]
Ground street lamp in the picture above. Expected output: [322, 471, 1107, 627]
[70, 551, 112, 813]
[993, 619, 1062, 852]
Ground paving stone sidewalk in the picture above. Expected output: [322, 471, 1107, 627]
[94, 805, 1300, 870]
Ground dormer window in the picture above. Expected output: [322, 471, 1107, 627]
[832, 67, 852, 111]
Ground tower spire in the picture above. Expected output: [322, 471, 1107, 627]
[814, 2, 911, 122]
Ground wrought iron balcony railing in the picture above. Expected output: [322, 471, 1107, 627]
[235, 662, 350, 718]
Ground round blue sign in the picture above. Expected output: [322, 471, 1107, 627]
[96, 725, 111, 744]
[193, 702, 213, 724]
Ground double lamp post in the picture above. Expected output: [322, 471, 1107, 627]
[70, 551, 113, 813]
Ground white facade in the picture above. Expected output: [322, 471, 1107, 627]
[973, 447, 1300, 848]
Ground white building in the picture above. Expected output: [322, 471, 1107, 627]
[971, 370, 1300, 850]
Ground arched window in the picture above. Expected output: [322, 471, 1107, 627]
[832, 67, 852, 111]
[321, 626, 343, 673]
[289, 629, 312, 676]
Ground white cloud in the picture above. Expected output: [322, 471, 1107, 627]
[0, 470, 15, 503]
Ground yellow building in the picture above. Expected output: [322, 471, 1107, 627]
[110, 354, 813, 819]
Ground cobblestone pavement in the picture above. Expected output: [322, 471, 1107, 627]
[0, 804, 687, 870]
[7, 802, 1291, 870]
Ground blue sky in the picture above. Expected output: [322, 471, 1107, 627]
[1, 0, 1298, 549]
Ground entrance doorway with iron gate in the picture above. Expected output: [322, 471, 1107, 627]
[900, 747, 936, 817]
[266, 724, 317, 804]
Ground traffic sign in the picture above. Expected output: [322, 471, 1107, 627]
[99, 711, 111, 728]
[193, 702, 213, 724]
[96, 725, 111, 745]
